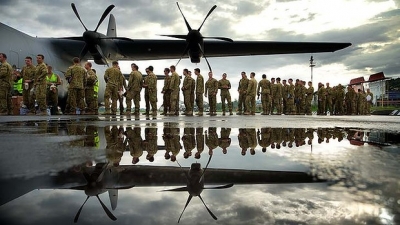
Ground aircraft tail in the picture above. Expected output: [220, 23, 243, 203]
[107, 14, 116, 37]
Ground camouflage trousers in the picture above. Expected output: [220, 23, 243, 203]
[220, 93, 232, 112]
[85, 88, 98, 113]
[35, 83, 47, 112]
[245, 94, 256, 113]
[47, 88, 58, 107]
[208, 94, 217, 113]
[23, 83, 35, 113]
[195, 92, 203, 113]
[170, 89, 179, 113]
[68, 88, 85, 113]
[126, 90, 141, 113]
[260, 93, 271, 114]
[0, 85, 12, 114]
[104, 85, 118, 113]
[163, 90, 171, 114]
[183, 91, 192, 112]
[237, 93, 247, 113]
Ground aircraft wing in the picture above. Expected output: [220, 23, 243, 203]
[114, 39, 351, 60]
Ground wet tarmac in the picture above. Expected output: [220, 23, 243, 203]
[0, 114, 399, 225]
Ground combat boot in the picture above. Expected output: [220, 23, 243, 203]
[236, 111, 242, 115]
[243, 111, 250, 115]
[152, 111, 157, 116]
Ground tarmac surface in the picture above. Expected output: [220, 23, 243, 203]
[0, 114, 399, 225]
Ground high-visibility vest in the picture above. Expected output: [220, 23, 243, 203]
[13, 78, 23, 94]
[94, 80, 99, 97]
[46, 73, 58, 83]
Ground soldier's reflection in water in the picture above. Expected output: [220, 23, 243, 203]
[125, 126, 143, 164]
[195, 127, 204, 159]
[144, 125, 158, 162]
[182, 128, 195, 159]
[163, 126, 181, 162]
[105, 126, 125, 167]
[257, 127, 271, 153]
[205, 127, 218, 155]
[246, 128, 257, 155]
[238, 128, 248, 155]
[67, 123, 86, 147]
[84, 125, 99, 148]
[218, 128, 231, 154]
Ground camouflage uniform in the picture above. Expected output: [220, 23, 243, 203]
[105, 126, 124, 166]
[195, 127, 204, 159]
[257, 128, 271, 152]
[298, 83, 306, 115]
[34, 62, 48, 114]
[335, 85, 345, 115]
[104, 67, 124, 114]
[317, 84, 326, 115]
[245, 76, 257, 115]
[144, 127, 158, 161]
[182, 74, 193, 114]
[237, 77, 249, 114]
[65, 64, 86, 114]
[257, 78, 271, 115]
[195, 74, 204, 115]
[0, 61, 12, 114]
[282, 83, 288, 114]
[325, 85, 333, 114]
[168, 71, 180, 115]
[161, 75, 171, 115]
[126, 70, 143, 114]
[218, 128, 231, 154]
[286, 83, 295, 115]
[46, 73, 60, 108]
[238, 128, 249, 155]
[246, 129, 257, 155]
[182, 127, 195, 158]
[345, 87, 356, 115]
[205, 127, 218, 154]
[144, 72, 157, 115]
[218, 78, 233, 115]
[272, 82, 283, 115]
[305, 85, 314, 115]
[85, 69, 98, 114]
[205, 77, 219, 115]
[126, 127, 143, 164]
[366, 90, 373, 115]
[21, 64, 36, 113]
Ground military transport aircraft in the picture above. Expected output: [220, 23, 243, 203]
[0, 2, 351, 110]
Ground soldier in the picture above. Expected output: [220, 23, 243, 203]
[117, 66, 127, 115]
[125, 63, 143, 115]
[345, 86, 356, 115]
[299, 80, 307, 115]
[286, 78, 295, 115]
[244, 72, 257, 115]
[189, 71, 196, 114]
[257, 74, 271, 115]
[335, 84, 345, 115]
[181, 68, 193, 115]
[46, 65, 61, 112]
[218, 73, 233, 115]
[12, 65, 22, 96]
[237, 71, 249, 115]
[161, 68, 171, 115]
[246, 129, 257, 155]
[274, 77, 283, 115]
[357, 89, 366, 115]
[65, 57, 86, 115]
[34, 54, 49, 115]
[317, 82, 326, 115]
[270, 78, 276, 114]
[257, 127, 271, 153]
[103, 61, 124, 115]
[194, 68, 204, 116]
[366, 88, 373, 115]
[105, 126, 125, 167]
[305, 81, 314, 115]
[325, 82, 333, 115]
[84, 62, 98, 115]
[282, 79, 288, 114]
[125, 126, 143, 164]
[20, 56, 36, 115]
[144, 126, 158, 162]
[204, 71, 218, 116]
[0, 53, 13, 115]
[218, 128, 231, 154]
[143, 66, 158, 116]
[168, 65, 180, 116]
[205, 127, 218, 155]
[238, 128, 249, 156]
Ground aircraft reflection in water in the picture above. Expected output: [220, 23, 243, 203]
[162, 155, 234, 222]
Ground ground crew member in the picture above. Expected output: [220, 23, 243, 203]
[143, 66, 157, 116]
[161, 68, 171, 115]
[325, 82, 333, 115]
[125, 63, 143, 115]
[281, 79, 288, 114]
[257, 74, 271, 115]
[244, 72, 257, 115]
[12, 65, 23, 96]
[204, 71, 218, 116]
[237, 71, 249, 115]
[218, 128, 231, 154]
[0, 53, 13, 115]
[335, 84, 345, 115]
[65, 57, 86, 115]
[103, 61, 124, 115]
[286, 79, 295, 115]
[181, 68, 193, 115]
[168, 65, 180, 116]
[218, 73, 233, 115]
[274, 78, 283, 115]
[345, 86, 356, 115]
[84, 62, 98, 115]
[46, 65, 61, 111]
[21, 56, 36, 114]
[125, 127, 143, 164]
[317, 82, 326, 115]
[34, 54, 48, 115]
[194, 68, 204, 116]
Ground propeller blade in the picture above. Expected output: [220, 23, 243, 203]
[71, 3, 88, 31]
[161, 186, 188, 192]
[176, 2, 192, 31]
[198, 195, 217, 220]
[94, 5, 115, 32]
[203, 36, 233, 42]
[96, 195, 117, 221]
[199, 151, 213, 182]
[79, 44, 89, 60]
[159, 34, 188, 40]
[94, 45, 110, 67]
[204, 183, 234, 189]
[108, 190, 118, 210]
[96, 162, 109, 182]
[74, 196, 90, 223]
[175, 43, 190, 69]
[178, 195, 193, 223]
[198, 5, 217, 31]
[197, 43, 212, 72]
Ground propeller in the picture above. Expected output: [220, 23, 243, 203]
[160, 2, 233, 72]
[162, 154, 233, 223]
[71, 3, 115, 65]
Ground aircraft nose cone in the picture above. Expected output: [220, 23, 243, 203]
[83, 31, 100, 44]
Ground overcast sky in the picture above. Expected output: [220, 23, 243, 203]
[1, 0, 399, 101]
